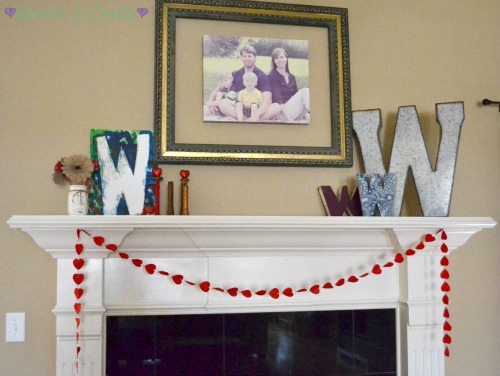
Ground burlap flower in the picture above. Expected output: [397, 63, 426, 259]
[52, 154, 94, 186]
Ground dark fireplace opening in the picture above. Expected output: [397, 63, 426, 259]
[106, 309, 396, 376]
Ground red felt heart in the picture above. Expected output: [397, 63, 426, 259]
[74, 288, 84, 300]
[383, 262, 394, 268]
[444, 346, 450, 357]
[443, 321, 452, 331]
[441, 282, 451, 292]
[360, 272, 369, 278]
[73, 274, 84, 285]
[282, 287, 294, 297]
[241, 290, 252, 298]
[132, 259, 143, 267]
[372, 264, 382, 275]
[119, 252, 129, 259]
[152, 168, 163, 177]
[106, 244, 118, 252]
[348, 276, 358, 283]
[76, 332, 80, 343]
[335, 278, 345, 287]
[172, 275, 184, 285]
[75, 317, 81, 329]
[405, 249, 416, 256]
[77, 346, 81, 356]
[93, 236, 105, 246]
[441, 231, 448, 240]
[73, 259, 84, 270]
[158, 271, 169, 276]
[444, 307, 450, 318]
[440, 256, 449, 266]
[185, 281, 195, 286]
[309, 285, 320, 294]
[255, 290, 267, 296]
[77, 229, 82, 240]
[442, 295, 450, 305]
[323, 282, 334, 289]
[269, 288, 280, 299]
[74, 303, 81, 314]
[441, 243, 449, 253]
[415, 242, 425, 250]
[443, 334, 452, 344]
[440, 269, 450, 279]
[75, 244, 84, 255]
[180, 170, 190, 179]
[394, 253, 404, 263]
[199, 281, 210, 292]
[213, 287, 225, 292]
[227, 287, 239, 297]
[424, 234, 436, 242]
[145, 264, 156, 274]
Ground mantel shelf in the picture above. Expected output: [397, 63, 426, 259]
[7, 215, 496, 258]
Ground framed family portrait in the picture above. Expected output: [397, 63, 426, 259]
[154, 0, 353, 167]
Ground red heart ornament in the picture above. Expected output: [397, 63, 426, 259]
[323, 282, 334, 289]
[153, 168, 163, 177]
[74, 303, 81, 314]
[213, 287, 225, 293]
[440, 269, 450, 279]
[119, 252, 129, 259]
[348, 276, 358, 283]
[372, 264, 382, 275]
[241, 290, 252, 298]
[75, 317, 81, 329]
[132, 259, 143, 267]
[74, 288, 84, 300]
[283, 287, 294, 297]
[75, 244, 84, 255]
[440, 256, 449, 266]
[405, 249, 416, 256]
[76, 346, 81, 356]
[394, 253, 404, 263]
[443, 334, 452, 344]
[255, 290, 267, 296]
[444, 346, 450, 357]
[172, 275, 184, 285]
[383, 262, 394, 268]
[443, 308, 450, 318]
[93, 236, 105, 246]
[199, 281, 210, 292]
[335, 278, 345, 287]
[76, 332, 80, 343]
[158, 271, 169, 276]
[145, 264, 156, 274]
[185, 281, 195, 286]
[441, 231, 448, 240]
[443, 321, 452, 331]
[360, 272, 369, 278]
[269, 288, 280, 299]
[73, 259, 84, 270]
[106, 244, 118, 252]
[424, 234, 436, 242]
[442, 294, 450, 305]
[309, 285, 320, 294]
[180, 170, 190, 179]
[441, 282, 451, 292]
[415, 242, 425, 250]
[441, 243, 449, 253]
[227, 287, 239, 297]
[73, 274, 84, 285]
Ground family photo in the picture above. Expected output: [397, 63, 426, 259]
[203, 36, 310, 124]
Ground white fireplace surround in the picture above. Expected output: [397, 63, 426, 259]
[7, 215, 496, 376]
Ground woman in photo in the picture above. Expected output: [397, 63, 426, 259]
[268, 47, 310, 123]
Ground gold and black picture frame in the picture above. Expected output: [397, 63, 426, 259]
[154, 0, 353, 167]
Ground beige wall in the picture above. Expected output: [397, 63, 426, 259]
[1, 0, 498, 374]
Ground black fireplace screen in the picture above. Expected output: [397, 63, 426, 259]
[106, 309, 396, 376]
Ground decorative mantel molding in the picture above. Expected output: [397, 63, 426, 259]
[7, 215, 496, 376]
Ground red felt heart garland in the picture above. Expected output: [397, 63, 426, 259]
[72, 227, 453, 363]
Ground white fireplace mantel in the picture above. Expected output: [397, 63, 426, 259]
[7, 215, 496, 376]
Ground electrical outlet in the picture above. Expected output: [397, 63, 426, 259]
[6, 312, 25, 342]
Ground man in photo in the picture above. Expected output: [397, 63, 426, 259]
[218, 45, 278, 122]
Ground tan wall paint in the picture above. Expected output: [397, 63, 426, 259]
[1, 0, 498, 374]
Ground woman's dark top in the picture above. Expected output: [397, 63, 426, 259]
[268, 70, 298, 105]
